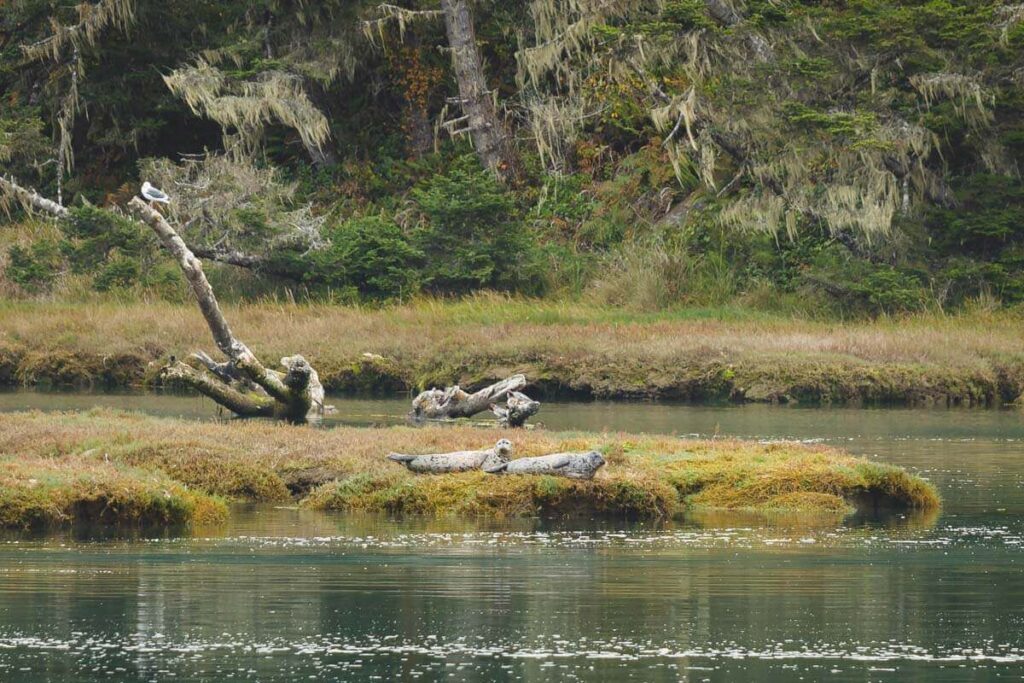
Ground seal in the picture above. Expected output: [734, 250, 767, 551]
[484, 450, 606, 480]
[387, 439, 513, 474]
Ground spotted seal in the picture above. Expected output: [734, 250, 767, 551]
[387, 439, 513, 474]
[484, 450, 606, 480]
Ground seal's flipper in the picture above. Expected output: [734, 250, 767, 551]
[387, 453, 416, 463]
[484, 462, 509, 474]
[550, 455, 573, 469]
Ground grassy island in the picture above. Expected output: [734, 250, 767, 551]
[0, 409, 939, 529]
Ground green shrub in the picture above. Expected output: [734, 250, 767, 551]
[7, 240, 61, 292]
[93, 256, 141, 291]
[306, 215, 422, 299]
[412, 156, 542, 294]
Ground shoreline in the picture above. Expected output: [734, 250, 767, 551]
[2, 300, 1023, 406]
[0, 409, 940, 529]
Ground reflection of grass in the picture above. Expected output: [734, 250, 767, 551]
[0, 410, 939, 527]
[1, 295, 1022, 404]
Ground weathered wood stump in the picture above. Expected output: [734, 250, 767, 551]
[388, 439, 513, 474]
[485, 451, 606, 480]
[491, 391, 540, 428]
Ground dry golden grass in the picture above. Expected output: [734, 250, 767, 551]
[0, 409, 939, 527]
[2, 295, 1022, 403]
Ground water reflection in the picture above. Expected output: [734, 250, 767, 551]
[1, 508, 1022, 681]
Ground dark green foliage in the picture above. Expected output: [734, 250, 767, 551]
[62, 205, 149, 274]
[1, 0, 1022, 317]
[7, 241, 61, 292]
[306, 216, 423, 300]
[93, 257, 142, 292]
[411, 157, 541, 294]
[661, 0, 716, 31]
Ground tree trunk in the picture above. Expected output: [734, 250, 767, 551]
[129, 197, 323, 420]
[410, 374, 528, 420]
[1, 177, 323, 420]
[440, 0, 520, 183]
[0, 176, 69, 217]
[703, 0, 773, 62]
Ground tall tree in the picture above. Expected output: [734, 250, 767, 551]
[364, 1, 521, 183]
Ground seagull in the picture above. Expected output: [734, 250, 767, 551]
[141, 181, 170, 207]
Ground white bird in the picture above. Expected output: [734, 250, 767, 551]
[141, 181, 170, 206]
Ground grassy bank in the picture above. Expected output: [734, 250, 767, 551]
[0, 409, 939, 528]
[2, 297, 1024, 405]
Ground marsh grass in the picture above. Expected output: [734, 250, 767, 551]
[0, 410, 939, 527]
[0, 454, 227, 529]
[1, 296, 1023, 404]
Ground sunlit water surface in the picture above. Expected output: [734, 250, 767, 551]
[1, 389, 1022, 682]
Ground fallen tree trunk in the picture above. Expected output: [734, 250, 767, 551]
[0, 175, 69, 217]
[128, 197, 324, 420]
[491, 391, 540, 428]
[409, 374, 527, 420]
[0, 175, 324, 421]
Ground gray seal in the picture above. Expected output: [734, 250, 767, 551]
[484, 450, 606, 480]
[387, 439, 513, 474]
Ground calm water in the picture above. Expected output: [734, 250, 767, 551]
[1, 390, 1023, 681]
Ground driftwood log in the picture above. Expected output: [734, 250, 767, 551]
[485, 451, 606, 480]
[491, 391, 540, 428]
[410, 374, 527, 420]
[128, 198, 324, 420]
[0, 176, 323, 420]
[388, 438, 512, 473]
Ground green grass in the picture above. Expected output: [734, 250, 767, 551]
[0, 409, 940, 527]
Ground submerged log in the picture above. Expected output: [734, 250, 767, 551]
[491, 391, 540, 428]
[485, 451, 606, 480]
[388, 438, 512, 474]
[410, 374, 527, 420]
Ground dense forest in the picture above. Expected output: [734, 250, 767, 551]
[1, 0, 1022, 316]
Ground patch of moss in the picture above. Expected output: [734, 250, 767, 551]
[304, 471, 680, 519]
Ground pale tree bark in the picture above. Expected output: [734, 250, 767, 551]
[491, 391, 540, 428]
[0, 175, 69, 217]
[0, 174, 324, 420]
[366, 1, 521, 182]
[440, 0, 520, 183]
[703, 0, 774, 62]
[410, 374, 529, 420]
[128, 197, 324, 420]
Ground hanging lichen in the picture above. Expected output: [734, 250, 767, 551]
[165, 63, 331, 158]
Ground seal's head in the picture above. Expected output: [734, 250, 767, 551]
[482, 439, 513, 471]
[495, 439, 513, 458]
[585, 451, 607, 471]
[281, 355, 312, 390]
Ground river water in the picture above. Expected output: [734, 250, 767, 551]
[0, 390, 1022, 682]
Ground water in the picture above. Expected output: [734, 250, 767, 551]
[1, 390, 1023, 681]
